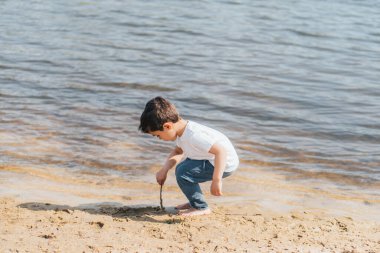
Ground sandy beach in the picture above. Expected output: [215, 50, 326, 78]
[1, 164, 380, 252]
[1, 197, 379, 253]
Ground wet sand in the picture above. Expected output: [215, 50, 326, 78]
[1, 165, 380, 252]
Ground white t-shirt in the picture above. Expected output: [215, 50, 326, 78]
[176, 121, 239, 173]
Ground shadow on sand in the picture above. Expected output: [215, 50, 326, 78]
[18, 202, 181, 224]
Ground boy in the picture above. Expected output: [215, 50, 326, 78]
[139, 97, 239, 216]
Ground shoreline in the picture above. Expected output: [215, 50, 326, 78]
[1, 163, 380, 223]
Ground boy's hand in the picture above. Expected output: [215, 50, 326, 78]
[210, 179, 223, 196]
[156, 168, 168, 185]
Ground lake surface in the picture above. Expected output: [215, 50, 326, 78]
[1, 0, 380, 202]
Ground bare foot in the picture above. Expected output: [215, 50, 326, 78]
[179, 208, 211, 217]
[175, 203, 191, 210]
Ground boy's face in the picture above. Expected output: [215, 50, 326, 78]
[149, 122, 177, 141]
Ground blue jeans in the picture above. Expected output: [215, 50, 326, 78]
[175, 158, 232, 210]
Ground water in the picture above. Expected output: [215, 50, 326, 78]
[1, 0, 380, 206]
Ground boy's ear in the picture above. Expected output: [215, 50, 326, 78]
[163, 122, 173, 130]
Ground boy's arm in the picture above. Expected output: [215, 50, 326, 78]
[156, 146, 183, 185]
[209, 143, 227, 196]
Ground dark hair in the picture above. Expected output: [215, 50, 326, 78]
[139, 97, 180, 133]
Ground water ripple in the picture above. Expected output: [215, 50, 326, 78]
[1, 0, 379, 191]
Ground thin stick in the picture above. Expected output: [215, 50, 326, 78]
[160, 185, 164, 210]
